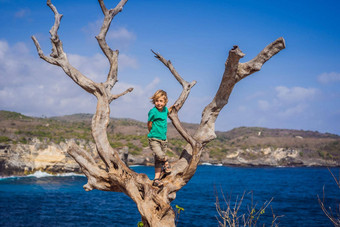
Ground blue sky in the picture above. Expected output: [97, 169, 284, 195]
[0, 0, 339, 135]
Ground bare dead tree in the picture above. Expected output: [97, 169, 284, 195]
[215, 189, 282, 227]
[32, 1, 285, 226]
[318, 168, 340, 227]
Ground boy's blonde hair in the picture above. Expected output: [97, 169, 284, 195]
[150, 90, 168, 105]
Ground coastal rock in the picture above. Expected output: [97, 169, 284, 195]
[0, 138, 156, 176]
[0, 139, 85, 176]
[221, 147, 338, 167]
[1, 137, 339, 177]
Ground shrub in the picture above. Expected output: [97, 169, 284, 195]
[318, 168, 340, 226]
[216, 190, 282, 227]
[0, 136, 11, 143]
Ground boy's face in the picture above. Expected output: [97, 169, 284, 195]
[155, 96, 166, 111]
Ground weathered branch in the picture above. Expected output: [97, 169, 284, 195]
[318, 189, 340, 226]
[153, 38, 285, 194]
[34, 1, 178, 226]
[193, 46, 244, 143]
[109, 87, 134, 103]
[237, 37, 285, 80]
[31, 36, 57, 65]
[32, 1, 98, 94]
[195, 38, 286, 144]
[152, 50, 197, 147]
[97, 0, 129, 90]
[47, 0, 63, 58]
[151, 50, 197, 112]
[317, 169, 340, 226]
[152, 50, 205, 191]
[90, 93, 130, 174]
[33, 0, 134, 184]
[98, 0, 108, 14]
[67, 142, 115, 192]
[181, 144, 203, 182]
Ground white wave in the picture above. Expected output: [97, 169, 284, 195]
[27, 170, 53, 178]
[0, 171, 84, 180]
[56, 172, 84, 177]
[201, 163, 212, 166]
[129, 165, 142, 167]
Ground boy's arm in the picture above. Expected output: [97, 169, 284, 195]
[147, 121, 152, 132]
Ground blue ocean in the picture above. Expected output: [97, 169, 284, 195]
[0, 166, 339, 227]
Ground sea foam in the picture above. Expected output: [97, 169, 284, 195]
[0, 171, 84, 180]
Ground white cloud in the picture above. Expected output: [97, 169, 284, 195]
[109, 78, 162, 121]
[107, 27, 136, 50]
[0, 40, 141, 119]
[275, 86, 318, 103]
[258, 100, 270, 111]
[318, 72, 340, 84]
[214, 83, 328, 133]
[107, 27, 136, 42]
[146, 77, 160, 91]
[67, 52, 138, 81]
[0, 40, 9, 58]
[277, 103, 307, 118]
[68, 53, 108, 81]
[82, 20, 136, 50]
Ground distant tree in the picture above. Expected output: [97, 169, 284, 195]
[32, 1, 285, 226]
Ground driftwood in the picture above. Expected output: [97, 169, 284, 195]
[32, 1, 285, 226]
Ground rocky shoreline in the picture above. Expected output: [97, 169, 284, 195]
[1, 138, 338, 177]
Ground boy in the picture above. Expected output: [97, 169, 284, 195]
[147, 89, 172, 187]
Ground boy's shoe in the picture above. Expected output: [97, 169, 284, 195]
[153, 178, 163, 187]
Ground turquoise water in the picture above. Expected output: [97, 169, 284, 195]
[0, 166, 339, 226]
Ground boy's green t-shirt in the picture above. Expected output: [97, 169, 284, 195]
[147, 106, 168, 140]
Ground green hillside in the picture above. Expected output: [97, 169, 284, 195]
[0, 110, 339, 161]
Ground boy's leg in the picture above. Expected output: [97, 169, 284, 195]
[149, 139, 167, 163]
[154, 158, 162, 179]
[153, 156, 163, 187]
[149, 138, 167, 179]
[161, 140, 171, 174]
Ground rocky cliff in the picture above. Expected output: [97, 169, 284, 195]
[210, 147, 336, 167]
[0, 137, 158, 177]
[0, 110, 339, 176]
[1, 137, 338, 177]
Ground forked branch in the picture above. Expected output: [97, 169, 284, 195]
[151, 51, 203, 189]
[67, 142, 114, 192]
[97, 0, 129, 90]
[152, 50, 197, 147]
[31, 1, 97, 94]
[153, 38, 285, 191]
[238, 37, 286, 80]
[195, 38, 286, 144]
[32, 0, 133, 191]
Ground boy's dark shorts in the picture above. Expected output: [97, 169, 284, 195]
[148, 138, 168, 168]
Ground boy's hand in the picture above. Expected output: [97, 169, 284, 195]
[168, 105, 174, 113]
[147, 121, 152, 132]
